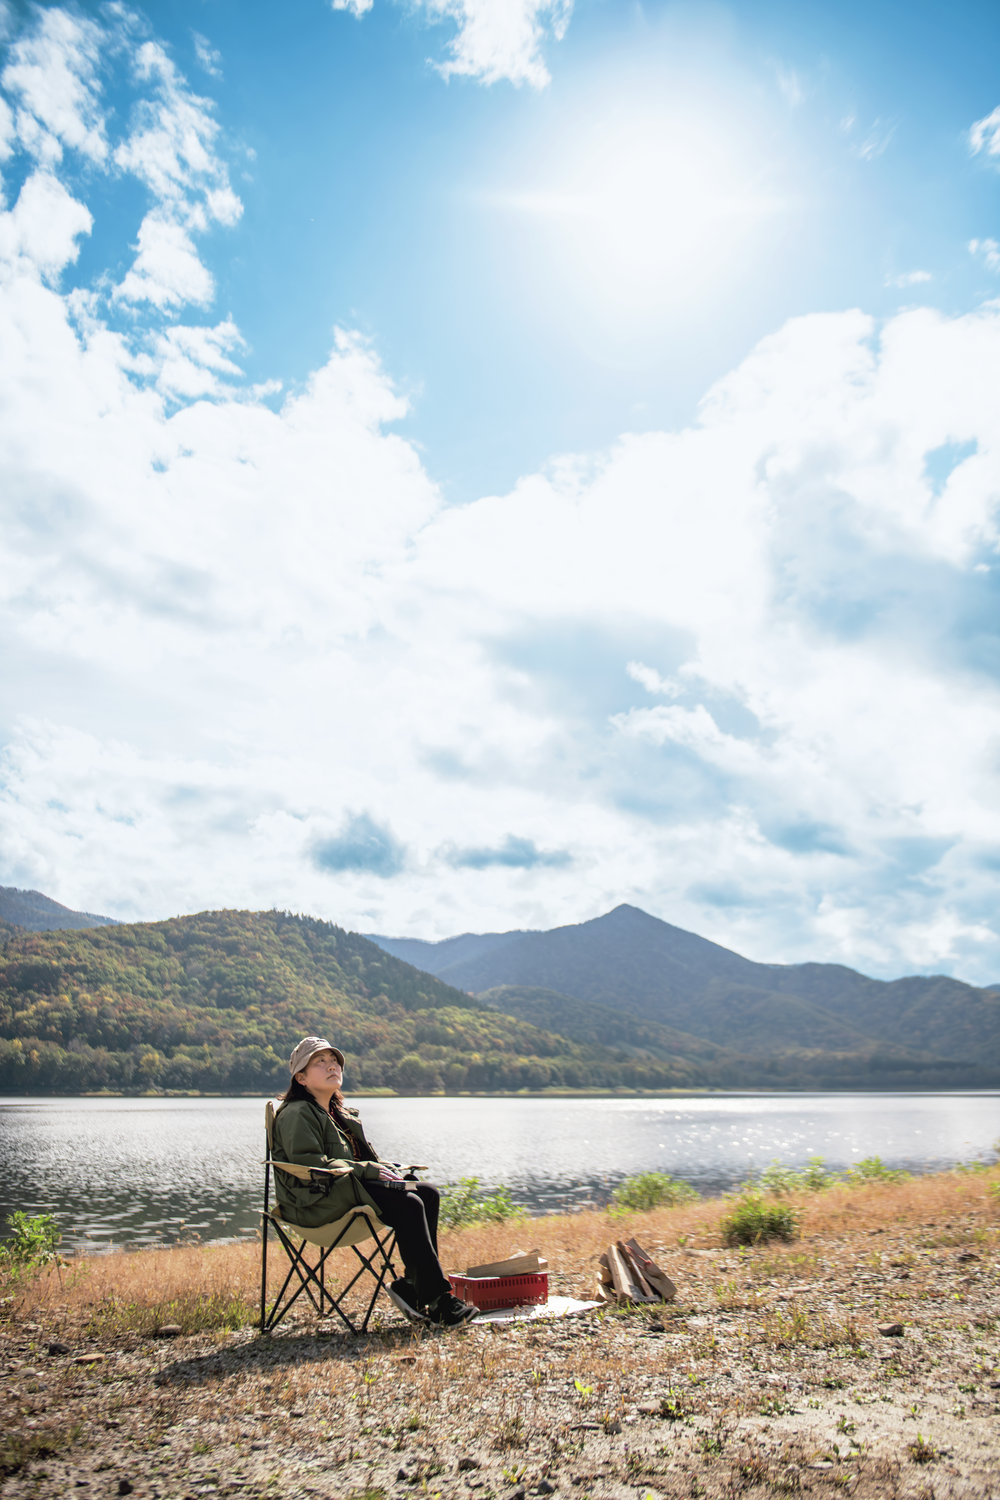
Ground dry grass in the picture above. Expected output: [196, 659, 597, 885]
[11, 1241, 259, 1338]
[9, 1163, 999, 1335]
[439, 1161, 1000, 1287]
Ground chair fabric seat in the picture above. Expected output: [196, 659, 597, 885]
[268, 1203, 385, 1250]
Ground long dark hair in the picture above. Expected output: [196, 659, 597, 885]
[280, 1075, 346, 1115]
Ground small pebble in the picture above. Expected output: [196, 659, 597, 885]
[118, 1483, 134, 1497]
[877, 1323, 904, 1338]
[457, 1457, 481, 1472]
[48, 1341, 71, 1356]
[154, 1324, 183, 1338]
[75, 1353, 104, 1365]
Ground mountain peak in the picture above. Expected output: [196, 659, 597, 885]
[0, 886, 119, 933]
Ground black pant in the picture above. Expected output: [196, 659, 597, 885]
[364, 1182, 450, 1305]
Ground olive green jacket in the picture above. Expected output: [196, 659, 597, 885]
[270, 1097, 387, 1228]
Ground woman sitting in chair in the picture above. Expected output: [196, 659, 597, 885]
[272, 1035, 478, 1327]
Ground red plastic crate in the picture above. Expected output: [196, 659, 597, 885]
[448, 1270, 549, 1312]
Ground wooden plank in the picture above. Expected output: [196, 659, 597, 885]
[607, 1241, 642, 1301]
[618, 1242, 657, 1301]
[464, 1249, 547, 1278]
[625, 1238, 677, 1302]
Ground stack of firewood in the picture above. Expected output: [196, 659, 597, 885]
[596, 1238, 677, 1304]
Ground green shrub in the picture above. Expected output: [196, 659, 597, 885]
[609, 1172, 699, 1214]
[846, 1156, 910, 1185]
[0, 1212, 61, 1277]
[438, 1177, 527, 1231]
[720, 1193, 798, 1246]
[758, 1157, 833, 1195]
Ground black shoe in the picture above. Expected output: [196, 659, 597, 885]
[388, 1278, 428, 1324]
[426, 1292, 479, 1327]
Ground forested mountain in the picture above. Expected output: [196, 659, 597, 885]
[0, 887, 118, 933]
[477, 984, 732, 1064]
[0, 909, 705, 1095]
[2, 903, 996, 1095]
[370, 905, 1000, 1079]
[366, 928, 533, 974]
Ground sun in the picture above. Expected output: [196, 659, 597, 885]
[485, 77, 794, 367]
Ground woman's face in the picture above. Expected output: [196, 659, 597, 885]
[297, 1048, 343, 1094]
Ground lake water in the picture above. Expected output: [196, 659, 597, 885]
[0, 1092, 996, 1252]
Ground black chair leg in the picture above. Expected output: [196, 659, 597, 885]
[260, 1214, 398, 1336]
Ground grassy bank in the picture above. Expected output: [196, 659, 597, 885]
[1, 1165, 998, 1499]
[8, 1163, 999, 1336]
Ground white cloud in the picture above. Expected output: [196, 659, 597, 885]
[111, 40, 242, 309]
[855, 117, 896, 160]
[419, 0, 572, 88]
[7, 9, 1000, 983]
[625, 661, 680, 698]
[326, 0, 571, 86]
[192, 32, 222, 78]
[115, 43, 228, 206]
[0, 8, 240, 315]
[970, 237, 1000, 272]
[115, 210, 216, 309]
[153, 318, 245, 397]
[1, 7, 106, 165]
[6, 216, 1000, 973]
[886, 269, 931, 288]
[0, 91, 14, 163]
[0, 169, 91, 279]
[969, 104, 1000, 159]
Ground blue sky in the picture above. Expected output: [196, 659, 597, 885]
[2, 0, 1000, 982]
[55, 0, 1000, 501]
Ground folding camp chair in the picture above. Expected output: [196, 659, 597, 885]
[260, 1100, 399, 1335]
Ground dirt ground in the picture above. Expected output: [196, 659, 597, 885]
[1, 1173, 998, 1500]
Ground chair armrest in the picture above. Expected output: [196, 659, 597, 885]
[266, 1159, 354, 1182]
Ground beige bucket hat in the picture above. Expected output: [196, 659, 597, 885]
[289, 1036, 345, 1077]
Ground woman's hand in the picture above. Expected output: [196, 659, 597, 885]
[378, 1165, 405, 1183]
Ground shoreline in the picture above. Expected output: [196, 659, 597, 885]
[2, 1085, 999, 1100]
[1, 1166, 998, 1497]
